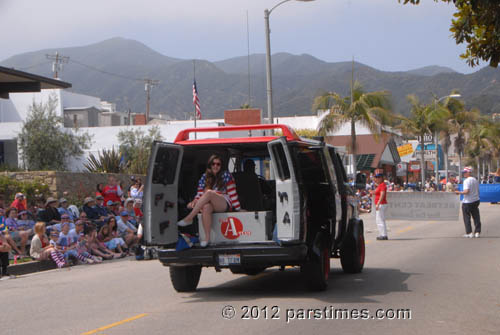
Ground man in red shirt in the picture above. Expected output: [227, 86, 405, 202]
[373, 173, 388, 240]
[102, 176, 123, 205]
[10, 193, 26, 212]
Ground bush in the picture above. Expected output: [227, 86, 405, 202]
[0, 176, 51, 206]
[84, 147, 125, 173]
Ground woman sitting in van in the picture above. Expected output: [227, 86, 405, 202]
[177, 154, 240, 247]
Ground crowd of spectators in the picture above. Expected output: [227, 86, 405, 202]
[0, 175, 144, 279]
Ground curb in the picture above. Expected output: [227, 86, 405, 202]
[7, 260, 57, 276]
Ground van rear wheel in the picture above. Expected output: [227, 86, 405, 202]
[301, 245, 330, 291]
[340, 222, 365, 274]
[169, 265, 202, 292]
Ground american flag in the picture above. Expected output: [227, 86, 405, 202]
[193, 80, 201, 119]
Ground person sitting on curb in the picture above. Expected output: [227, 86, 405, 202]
[95, 195, 111, 220]
[17, 210, 35, 230]
[82, 197, 107, 228]
[97, 218, 126, 256]
[5, 207, 33, 256]
[30, 222, 67, 269]
[50, 213, 75, 233]
[117, 211, 139, 253]
[58, 198, 76, 222]
[86, 225, 119, 260]
[70, 220, 102, 263]
[106, 200, 120, 218]
[124, 198, 138, 228]
[38, 197, 61, 226]
[133, 199, 143, 223]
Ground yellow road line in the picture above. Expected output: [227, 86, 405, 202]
[81, 313, 148, 335]
[396, 226, 415, 234]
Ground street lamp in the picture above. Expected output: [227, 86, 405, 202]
[434, 94, 461, 186]
[264, 0, 315, 125]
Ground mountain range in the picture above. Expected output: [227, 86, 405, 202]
[2, 37, 500, 121]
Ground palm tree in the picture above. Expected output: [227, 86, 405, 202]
[466, 118, 499, 180]
[313, 81, 392, 174]
[398, 95, 449, 187]
[450, 107, 480, 182]
[439, 95, 467, 182]
[466, 119, 493, 179]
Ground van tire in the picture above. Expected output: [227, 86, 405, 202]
[169, 265, 202, 292]
[301, 245, 330, 291]
[340, 221, 365, 274]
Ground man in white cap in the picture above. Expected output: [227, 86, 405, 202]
[455, 167, 481, 238]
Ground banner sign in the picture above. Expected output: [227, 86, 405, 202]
[397, 144, 413, 157]
[379, 192, 460, 221]
[457, 184, 500, 203]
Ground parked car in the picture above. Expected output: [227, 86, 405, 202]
[144, 124, 365, 292]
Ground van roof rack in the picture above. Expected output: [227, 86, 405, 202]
[174, 124, 301, 143]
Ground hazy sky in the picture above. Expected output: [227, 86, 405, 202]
[0, 0, 480, 74]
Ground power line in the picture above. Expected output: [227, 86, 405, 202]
[68, 58, 144, 82]
[19, 61, 52, 71]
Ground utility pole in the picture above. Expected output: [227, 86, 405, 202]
[46, 52, 69, 79]
[144, 79, 159, 124]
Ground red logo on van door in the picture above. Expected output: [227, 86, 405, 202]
[221, 217, 243, 240]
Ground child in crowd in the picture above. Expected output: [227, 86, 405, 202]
[70, 221, 102, 263]
[97, 220, 126, 256]
[86, 225, 119, 260]
[53, 222, 94, 264]
[30, 222, 67, 269]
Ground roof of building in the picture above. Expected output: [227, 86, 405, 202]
[326, 133, 401, 169]
[0, 66, 71, 99]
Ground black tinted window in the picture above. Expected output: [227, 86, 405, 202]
[270, 143, 291, 180]
[152, 146, 180, 185]
[295, 148, 327, 184]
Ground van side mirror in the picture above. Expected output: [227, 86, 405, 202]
[355, 173, 366, 190]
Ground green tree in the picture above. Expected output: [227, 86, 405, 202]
[117, 126, 163, 174]
[401, 0, 500, 67]
[398, 95, 449, 186]
[17, 96, 91, 171]
[312, 81, 392, 173]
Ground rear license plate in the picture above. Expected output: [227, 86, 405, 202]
[218, 254, 241, 266]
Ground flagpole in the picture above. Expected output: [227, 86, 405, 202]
[193, 60, 197, 140]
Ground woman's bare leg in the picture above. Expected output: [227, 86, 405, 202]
[201, 203, 213, 242]
[184, 190, 228, 222]
[6, 236, 22, 255]
[19, 231, 29, 255]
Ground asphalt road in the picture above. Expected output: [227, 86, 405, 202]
[3, 204, 500, 335]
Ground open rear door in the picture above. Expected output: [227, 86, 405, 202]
[267, 138, 301, 242]
[144, 142, 183, 245]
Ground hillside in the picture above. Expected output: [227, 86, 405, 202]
[2, 37, 500, 120]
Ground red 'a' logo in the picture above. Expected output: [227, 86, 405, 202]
[221, 217, 243, 240]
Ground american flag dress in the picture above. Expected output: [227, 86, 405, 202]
[195, 171, 241, 211]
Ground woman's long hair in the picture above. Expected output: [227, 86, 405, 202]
[108, 217, 118, 232]
[205, 154, 224, 190]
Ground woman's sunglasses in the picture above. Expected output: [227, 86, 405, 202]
[211, 162, 221, 167]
